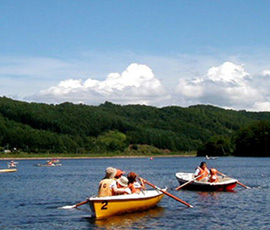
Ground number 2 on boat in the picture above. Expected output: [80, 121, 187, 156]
[101, 201, 108, 210]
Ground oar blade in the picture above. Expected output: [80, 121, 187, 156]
[58, 200, 88, 209]
[237, 181, 251, 189]
[58, 205, 76, 209]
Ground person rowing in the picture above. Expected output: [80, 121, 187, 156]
[8, 160, 16, 168]
[127, 172, 145, 194]
[194, 162, 210, 182]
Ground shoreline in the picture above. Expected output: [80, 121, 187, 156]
[0, 155, 196, 160]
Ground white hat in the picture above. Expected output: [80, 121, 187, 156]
[117, 176, 128, 187]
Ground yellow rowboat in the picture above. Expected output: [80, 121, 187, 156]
[0, 168, 17, 173]
[88, 189, 165, 219]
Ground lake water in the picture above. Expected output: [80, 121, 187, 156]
[1, 157, 270, 230]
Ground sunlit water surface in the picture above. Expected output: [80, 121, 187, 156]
[1, 157, 269, 229]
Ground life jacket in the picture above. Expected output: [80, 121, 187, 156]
[98, 179, 114, 197]
[128, 183, 141, 194]
[209, 168, 219, 183]
[196, 166, 209, 181]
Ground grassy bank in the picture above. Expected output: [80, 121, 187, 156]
[0, 151, 197, 159]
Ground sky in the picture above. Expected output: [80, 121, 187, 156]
[1, 0, 270, 111]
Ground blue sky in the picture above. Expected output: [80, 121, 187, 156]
[1, 1, 270, 111]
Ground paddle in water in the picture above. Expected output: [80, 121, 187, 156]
[217, 171, 250, 189]
[59, 200, 88, 209]
[139, 177, 193, 208]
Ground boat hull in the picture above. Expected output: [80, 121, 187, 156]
[0, 168, 17, 173]
[89, 189, 165, 219]
[176, 172, 237, 191]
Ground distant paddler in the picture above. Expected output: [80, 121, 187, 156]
[8, 160, 17, 168]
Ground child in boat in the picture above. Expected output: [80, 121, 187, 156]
[127, 172, 145, 194]
[209, 168, 219, 183]
[115, 176, 131, 195]
[115, 169, 125, 180]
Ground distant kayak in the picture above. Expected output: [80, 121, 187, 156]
[0, 168, 17, 173]
[205, 155, 218, 160]
[34, 164, 62, 167]
[175, 172, 237, 191]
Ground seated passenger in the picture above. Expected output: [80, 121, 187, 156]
[115, 176, 131, 195]
[98, 167, 131, 197]
[127, 172, 145, 194]
[209, 168, 219, 183]
[115, 169, 125, 180]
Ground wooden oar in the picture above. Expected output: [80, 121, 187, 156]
[59, 200, 88, 209]
[217, 171, 250, 189]
[139, 177, 193, 208]
[175, 174, 203, 191]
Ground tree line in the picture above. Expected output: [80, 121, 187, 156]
[0, 97, 269, 156]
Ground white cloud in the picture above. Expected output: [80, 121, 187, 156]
[176, 79, 204, 98]
[206, 62, 249, 84]
[2, 54, 270, 111]
[175, 62, 270, 111]
[261, 70, 270, 76]
[254, 102, 270, 111]
[30, 63, 169, 105]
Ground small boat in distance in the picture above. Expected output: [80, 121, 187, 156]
[34, 163, 62, 167]
[34, 159, 62, 167]
[47, 158, 60, 163]
[88, 189, 165, 219]
[205, 155, 218, 160]
[175, 172, 237, 191]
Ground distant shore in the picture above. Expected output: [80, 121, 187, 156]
[0, 154, 196, 160]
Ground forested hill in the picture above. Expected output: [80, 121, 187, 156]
[0, 96, 270, 155]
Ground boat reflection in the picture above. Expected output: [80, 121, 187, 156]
[197, 189, 236, 198]
[197, 191, 220, 200]
[87, 206, 165, 229]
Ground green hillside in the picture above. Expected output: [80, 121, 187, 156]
[0, 97, 269, 156]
